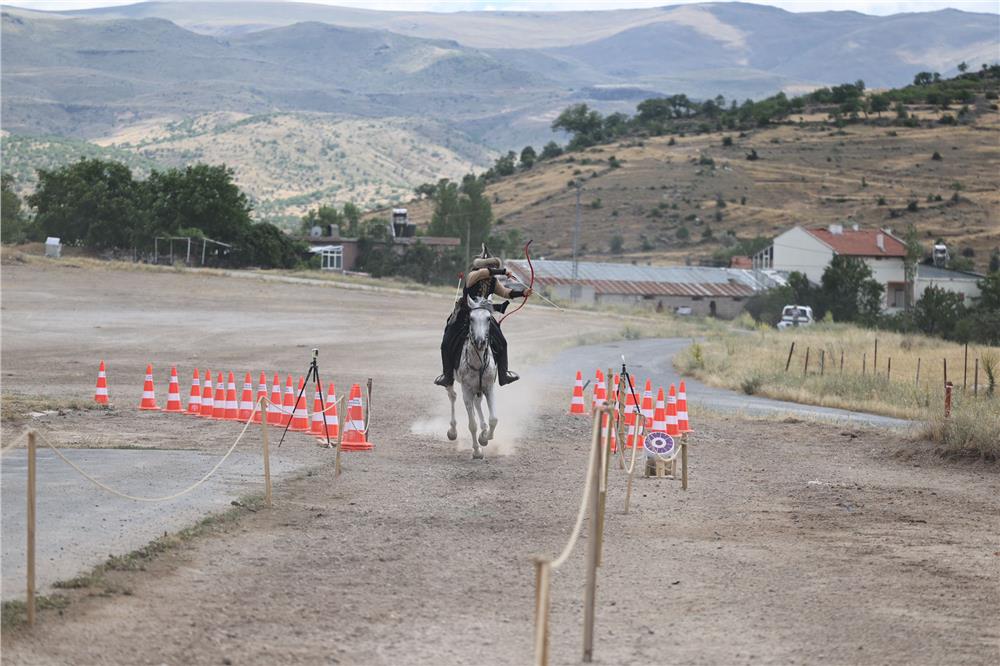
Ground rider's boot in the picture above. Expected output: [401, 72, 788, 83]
[435, 346, 454, 387]
[434, 372, 453, 387]
[496, 347, 519, 386]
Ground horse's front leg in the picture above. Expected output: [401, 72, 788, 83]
[484, 385, 498, 440]
[474, 394, 489, 447]
[462, 386, 482, 459]
[446, 384, 458, 441]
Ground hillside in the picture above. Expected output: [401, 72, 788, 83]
[397, 106, 1000, 273]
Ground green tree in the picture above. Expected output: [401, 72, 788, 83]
[145, 164, 251, 244]
[519, 145, 536, 169]
[869, 94, 890, 117]
[342, 202, 362, 236]
[236, 222, 305, 269]
[300, 205, 343, 235]
[819, 256, 884, 324]
[552, 104, 604, 149]
[914, 285, 966, 337]
[903, 223, 923, 310]
[539, 141, 563, 160]
[1, 175, 35, 244]
[426, 175, 493, 263]
[29, 158, 144, 249]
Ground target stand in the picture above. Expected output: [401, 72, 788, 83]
[642, 431, 679, 479]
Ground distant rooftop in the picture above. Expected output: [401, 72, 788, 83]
[506, 260, 785, 298]
[917, 264, 984, 280]
[806, 227, 906, 257]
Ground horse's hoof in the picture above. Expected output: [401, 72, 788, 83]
[472, 450, 484, 460]
[478, 432, 489, 446]
[447, 428, 457, 441]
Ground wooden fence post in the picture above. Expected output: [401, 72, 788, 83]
[803, 347, 810, 376]
[974, 358, 979, 397]
[862, 353, 867, 376]
[840, 350, 844, 374]
[944, 381, 953, 418]
[27, 431, 37, 627]
[533, 557, 552, 666]
[874, 338, 878, 373]
[820, 349, 825, 376]
[260, 400, 272, 507]
[963, 343, 969, 392]
[887, 357, 891, 382]
[582, 415, 603, 663]
[681, 436, 689, 491]
[916, 357, 921, 386]
[943, 358, 948, 388]
[784, 342, 796, 372]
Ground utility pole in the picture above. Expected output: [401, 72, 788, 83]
[571, 181, 582, 301]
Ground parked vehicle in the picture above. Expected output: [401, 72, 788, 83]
[777, 305, 815, 329]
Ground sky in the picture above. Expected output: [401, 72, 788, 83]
[9, 0, 1000, 15]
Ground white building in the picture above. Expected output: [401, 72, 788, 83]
[755, 224, 981, 311]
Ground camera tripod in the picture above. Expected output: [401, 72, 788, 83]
[277, 348, 334, 449]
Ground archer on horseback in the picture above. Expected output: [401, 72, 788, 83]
[434, 244, 532, 388]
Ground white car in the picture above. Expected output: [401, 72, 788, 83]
[776, 305, 815, 329]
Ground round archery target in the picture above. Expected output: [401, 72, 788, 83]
[644, 431, 676, 457]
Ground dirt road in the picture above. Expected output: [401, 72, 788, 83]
[2, 261, 997, 665]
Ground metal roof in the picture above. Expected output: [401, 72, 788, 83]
[917, 264, 984, 280]
[506, 260, 782, 297]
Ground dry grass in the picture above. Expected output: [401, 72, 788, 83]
[1, 392, 106, 423]
[919, 397, 1000, 460]
[676, 323, 1000, 421]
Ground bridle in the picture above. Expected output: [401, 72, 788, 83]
[466, 303, 494, 394]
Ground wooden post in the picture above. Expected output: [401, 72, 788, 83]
[26, 431, 37, 627]
[840, 350, 844, 374]
[862, 353, 867, 376]
[916, 357, 921, 386]
[334, 396, 345, 477]
[597, 405, 612, 567]
[681, 436, 689, 491]
[260, 399, 272, 507]
[803, 347, 810, 376]
[874, 338, 878, 373]
[974, 358, 979, 397]
[582, 416, 603, 663]
[944, 381, 953, 418]
[887, 357, 891, 382]
[943, 358, 948, 388]
[784, 342, 795, 372]
[820, 349, 825, 376]
[963, 343, 968, 392]
[533, 558, 552, 666]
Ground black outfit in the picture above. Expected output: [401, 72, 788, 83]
[436, 276, 519, 387]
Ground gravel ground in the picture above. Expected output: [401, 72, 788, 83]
[2, 261, 997, 665]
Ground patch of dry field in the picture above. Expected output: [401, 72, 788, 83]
[1, 259, 997, 664]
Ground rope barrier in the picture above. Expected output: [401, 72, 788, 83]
[551, 412, 603, 570]
[33, 399, 264, 503]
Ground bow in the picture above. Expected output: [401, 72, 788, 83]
[498, 240, 533, 327]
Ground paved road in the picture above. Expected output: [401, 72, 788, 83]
[1, 448, 308, 601]
[542, 338, 913, 430]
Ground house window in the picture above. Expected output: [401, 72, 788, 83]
[321, 246, 343, 271]
[887, 281, 906, 308]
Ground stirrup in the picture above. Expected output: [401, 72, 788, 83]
[499, 371, 520, 386]
[434, 373, 453, 387]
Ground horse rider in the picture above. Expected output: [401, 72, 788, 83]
[434, 246, 532, 388]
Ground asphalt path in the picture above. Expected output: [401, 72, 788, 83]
[1, 448, 306, 601]
[542, 338, 913, 430]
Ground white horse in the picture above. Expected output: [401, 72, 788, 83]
[446, 296, 499, 459]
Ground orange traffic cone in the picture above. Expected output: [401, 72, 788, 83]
[320, 383, 340, 442]
[94, 361, 109, 404]
[212, 372, 227, 419]
[641, 379, 654, 426]
[165, 366, 183, 412]
[253, 372, 267, 424]
[652, 387, 667, 432]
[187, 368, 201, 415]
[342, 383, 373, 451]
[678, 381, 693, 433]
[238, 372, 254, 421]
[290, 377, 310, 432]
[138, 364, 159, 410]
[666, 384, 680, 437]
[267, 373, 282, 425]
[592, 369, 607, 408]
[224, 372, 239, 421]
[310, 389, 325, 436]
[200, 370, 214, 417]
[281, 375, 294, 426]
[570, 371, 586, 415]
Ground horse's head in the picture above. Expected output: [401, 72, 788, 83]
[467, 296, 494, 352]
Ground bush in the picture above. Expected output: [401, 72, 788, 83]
[931, 151, 943, 161]
[740, 374, 763, 395]
[610, 234, 624, 254]
[920, 397, 1000, 459]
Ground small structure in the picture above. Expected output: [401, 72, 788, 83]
[916, 264, 983, 303]
[507, 259, 787, 318]
[44, 237, 61, 258]
[308, 244, 344, 271]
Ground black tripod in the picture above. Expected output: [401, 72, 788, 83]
[277, 348, 333, 448]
